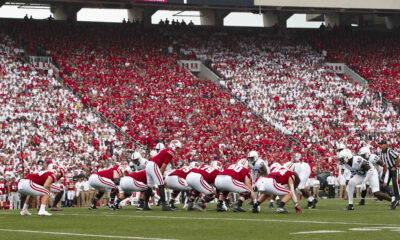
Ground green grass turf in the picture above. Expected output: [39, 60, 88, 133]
[1, 199, 400, 240]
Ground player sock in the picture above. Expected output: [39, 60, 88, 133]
[144, 187, 152, 204]
[23, 203, 28, 211]
[39, 204, 46, 211]
[278, 201, 285, 208]
[361, 190, 367, 199]
[217, 200, 223, 206]
[158, 185, 167, 203]
[237, 200, 243, 207]
[52, 191, 64, 208]
[307, 196, 314, 202]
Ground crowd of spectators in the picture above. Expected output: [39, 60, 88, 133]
[311, 28, 400, 112]
[169, 28, 400, 159]
[1, 20, 303, 174]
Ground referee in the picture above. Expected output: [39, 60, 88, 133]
[379, 140, 400, 209]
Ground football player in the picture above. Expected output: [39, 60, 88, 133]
[130, 152, 149, 171]
[252, 165, 302, 214]
[338, 149, 395, 210]
[358, 146, 392, 205]
[88, 162, 126, 210]
[284, 153, 316, 209]
[18, 168, 65, 216]
[165, 165, 194, 209]
[144, 140, 183, 211]
[186, 161, 221, 211]
[247, 151, 269, 182]
[214, 160, 255, 212]
[113, 170, 148, 210]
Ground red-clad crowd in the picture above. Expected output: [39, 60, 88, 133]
[312, 28, 400, 111]
[1, 19, 301, 168]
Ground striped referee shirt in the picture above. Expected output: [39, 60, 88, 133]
[380, 148, 400, 168]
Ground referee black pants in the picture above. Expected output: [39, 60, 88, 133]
[388, 170, 400, 200]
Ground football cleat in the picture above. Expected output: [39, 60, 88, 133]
[20, 209, 32, 216]
[390, 200, 398, 210]
[194, 202, 206, 211]
[232, 204, 246, 212]
[162, 202, 173, 211]
[216, 204, 227, 212]
[252, 205, 260, 213]
[313, 199, 318, 208]
[344, 204, 355, 211]
[142, 204, 152, 211]
[170, 202, 178, 210]
[38, 210, 52, 216]
[306, 201, 314, 209]
[357, 199, 365, 206]
[225, 199, 232, 207]
[186, 202, 194, 211]
[88, 203, 97, 210]
[276, 207, 289, 214]
[50, 207, 63, 211]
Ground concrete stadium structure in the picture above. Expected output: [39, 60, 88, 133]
[3, 0, 399, 28]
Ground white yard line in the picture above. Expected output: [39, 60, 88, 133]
[55, 213, 400, 227]
[0, 229, 180, 240]
[290, 230, 346, 234]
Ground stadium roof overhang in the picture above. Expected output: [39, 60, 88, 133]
[4, 0, 400, 14]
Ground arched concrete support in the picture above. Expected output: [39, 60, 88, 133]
[200, 10, 229, 26]
[263, 12, 292, 28]
[128, 7, 156, 25]
[50, 4, 81, 21]
[385, 15, 400, 29]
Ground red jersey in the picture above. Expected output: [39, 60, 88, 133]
[150, 148, 175, 168]
[97, 165, 123, 180]
[127, 170, 147, 184]
[169, 166, 193, 179]
[66, 181, 75, 191]
[10, 181, 18, 192]
[25, 171, 56, 186]
[0, 181, 6, 194]
[267, 166, 295, 185]
[190, 165, 220, 184]
[219, 164, 251, 183]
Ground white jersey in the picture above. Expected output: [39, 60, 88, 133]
[132, 157, 149, 171]
[368, 154, 382, 175]
[249, 159, 269, 181]
[344, 155, 374, 176]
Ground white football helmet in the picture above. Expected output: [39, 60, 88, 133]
[237, 159, 249, 169]
[247, 151, 258, 162]
[337, 142, 346, 152]
[210, 161, 223, 171]
[358, 147, 371, 159]
[155, 142, 166, 151]
[169, 140, 183, 150]
[132, 152, 142, 160]
[338, 149, 353, 164]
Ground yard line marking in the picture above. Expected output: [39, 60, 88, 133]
[290, 230, 346, 234]
[56, 213, 400, 227]
[0, 229, 180, 240]
[349, 228, 381, 231]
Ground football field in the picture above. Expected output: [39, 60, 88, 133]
[1, 199, 400, 240]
